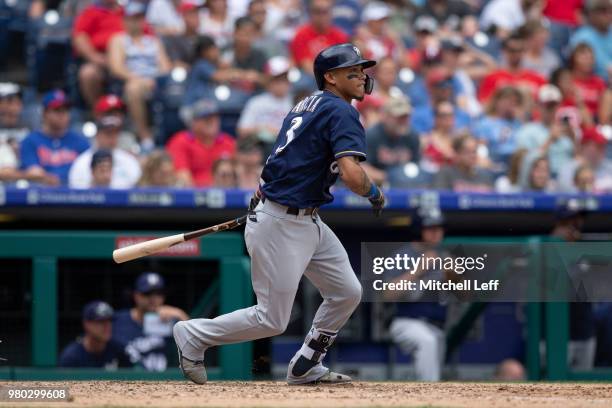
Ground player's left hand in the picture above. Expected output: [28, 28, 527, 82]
[368, 187, 385, 217]
[157, 305, 189, 322]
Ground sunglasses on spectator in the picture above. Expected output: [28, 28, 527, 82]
[436, 110, 453, 117]
[311, 7, 331, 14]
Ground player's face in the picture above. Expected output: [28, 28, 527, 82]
[134, 291, 165, 313]
[422, 226, 444, 244]
[84, 319, 112, 343]
[331, 65, 368, 101]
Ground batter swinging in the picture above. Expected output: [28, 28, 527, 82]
[173, 43, 385, 385]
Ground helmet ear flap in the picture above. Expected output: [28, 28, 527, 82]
[365, 74, 374, 95]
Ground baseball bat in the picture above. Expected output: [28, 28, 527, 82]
[113, 215, 248, 264]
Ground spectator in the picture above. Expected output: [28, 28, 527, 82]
[411, 68, 472, 134]
[89, 149, 114, 188]
[69, 115, 142, 189]
[433, 134, 494, 192]
[520, 20, 561, 78]
[93, 94, 139, 154]
[385, 210, 449, 381]
[59, 301, 131, 369]
[550, 67, 593, 128]
[161, 0, 203, 68]
[558, 128, 612, 192]
[146, 0, 186, 36]
[542, 0, 585, 56]
[73, 0, 124, 107]
[479, 0, 543, 39]
[237, 56, 292, 152]
[20, 90, 90, 186]
[221, 17, 267, 93]
[247, 0, 287, 58]
[113, 272, 188, 371]
[138, 150, 178, 187]
[494, 148, 528, 193]
[183, 35, 242, 105]
[167, 99, 236, 187]
[414, 0, 473, 35]
[353, 2, 402, 61]
[421, 101, 459, 170]
[493, 359, 526, 381]
[478, 33, 546, 103]
[0, 83, 30, 182]
[574, 163, 595, 192]
[404, 15, 438, 72]
[569, 0, 612, 81]
[108, 1, 173, 149]
[30, 0, 94, 19]
[212, 158, 237, 188]
[363, 96, 420, 185]
[568, 43, 612, 124]
[289, 0, 349, 73]
[472, 86, 525, 166]
[518, 153, 555, 192]
[356, 57, 400, 128]
[199, 0, 236, 48]
[235, 139, 263, 190]
[516, 84, 575, 177]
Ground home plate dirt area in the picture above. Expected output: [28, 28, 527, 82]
[2, 381, 612, 408]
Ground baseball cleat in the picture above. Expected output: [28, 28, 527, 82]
[287, 356, 352, 385]
[176, 346, 207, 384]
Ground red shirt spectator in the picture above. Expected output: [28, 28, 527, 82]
[290, 0, 348, 72]
[478, 33, 546, 102]
[572, 74, 607, 117]
[543, 0, 584, 27]
[166, 100, 236, 187]
[73, 2, 124, 53]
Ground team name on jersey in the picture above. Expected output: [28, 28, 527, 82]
[291, 95, 323, 114]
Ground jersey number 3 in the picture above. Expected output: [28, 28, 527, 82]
[275, 117, 303, 155]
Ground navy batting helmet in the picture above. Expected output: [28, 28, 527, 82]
[313, 43, 376, 93]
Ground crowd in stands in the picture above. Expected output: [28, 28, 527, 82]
[0, 0, 611, 193]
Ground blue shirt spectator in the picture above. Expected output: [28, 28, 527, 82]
[569, 0, 612, 80]
[19, 90, 89, 185]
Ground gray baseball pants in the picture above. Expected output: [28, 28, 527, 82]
[174, 199, 362, 361]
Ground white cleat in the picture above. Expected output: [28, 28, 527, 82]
[287, 356, 352, 385]
[174, 322, 207, 384]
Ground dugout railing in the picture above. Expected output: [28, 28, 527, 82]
[0, 230, 252, 381]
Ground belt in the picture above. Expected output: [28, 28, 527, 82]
[261, 195, 318, 216]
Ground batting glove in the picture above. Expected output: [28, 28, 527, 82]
[365, 184, 385, 217]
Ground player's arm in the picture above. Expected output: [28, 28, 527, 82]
[337, 156, 385, 216]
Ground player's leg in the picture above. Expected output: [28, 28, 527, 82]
[287, 217, 362, 384]
[174, 207, 318, 383]
[389, 317, 444, 381]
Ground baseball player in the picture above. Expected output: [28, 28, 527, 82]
[173, 43, 385, 385]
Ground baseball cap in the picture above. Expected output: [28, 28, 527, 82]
[191, 99, 219, 119]
[42, 89, 70, 110]
[414, 15, 438, 33]
[383, 95, 411, 116]
[265, 56, 291, 77]
[95, 94, 125, 115]
[421, 209, 445, 228]
[135, 272, 165, 293]
[124, 1, 147, 17]
[362, 2, 391, 22]
[179, 0, 204, 12]
[581, 127, 607, 146]
[96, 115, 123, 130]
[82, 301, 114, 321]
[0, 82, 21, 99]
[90, 149, 113, 169]
[441, 37, 464, 52]
[538, 84, 562, 104]
[555, 198, 587, 220]
[427, 69, 453, 88]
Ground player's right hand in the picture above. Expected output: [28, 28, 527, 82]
[368, 186, 385, 217]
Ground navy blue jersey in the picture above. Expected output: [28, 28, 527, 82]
[112, 309, 169, 372]
[58, 338, 131, 369]
[260, 90, 367, 208]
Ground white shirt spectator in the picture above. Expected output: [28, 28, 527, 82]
[238, 93, 292, 143]
[480, 0, 525, 33]
[147, 0, 185, 34]
[69, 148, 142, 189]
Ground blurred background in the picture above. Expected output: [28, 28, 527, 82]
[0, 0, 612, 383]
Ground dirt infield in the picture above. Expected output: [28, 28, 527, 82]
[1, 381, 612, 408]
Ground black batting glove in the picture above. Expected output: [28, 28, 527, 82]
[248, 189, 262, 213]
[364, 184, 385, 217]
